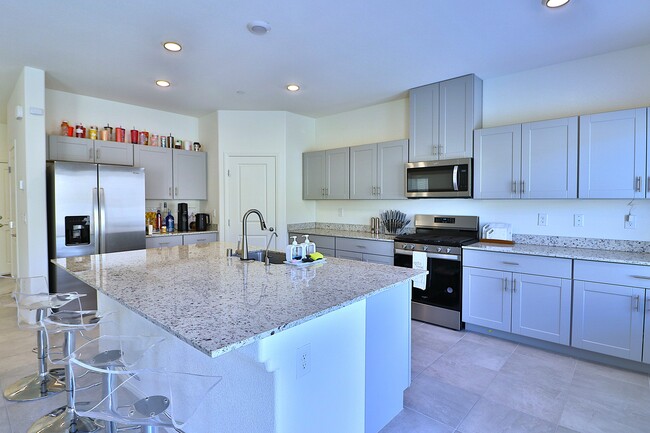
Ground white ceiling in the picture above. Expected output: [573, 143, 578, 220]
[2, 0, 650, 120]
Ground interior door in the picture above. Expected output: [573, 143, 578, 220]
[225, 156, 277, 251]
[0, 162, 10, 274]
[8, 145, 16, 277]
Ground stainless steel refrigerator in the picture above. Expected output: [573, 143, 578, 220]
[47, 161, 145, 308]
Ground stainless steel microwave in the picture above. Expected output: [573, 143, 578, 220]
[405, 158, 472, 198]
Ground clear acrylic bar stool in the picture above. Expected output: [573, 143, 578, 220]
[2, 276, 83, 402]
[69, 349, 222, 433]
[27, 305, 113, 433]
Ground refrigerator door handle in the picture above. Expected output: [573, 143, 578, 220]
[93, 187, 100, 253]
[99, 187, 107, 254]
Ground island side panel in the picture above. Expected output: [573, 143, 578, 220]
[257, 299, 367, 433]
[365, 280, 411, 433]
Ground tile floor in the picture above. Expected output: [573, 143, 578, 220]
[2, 276, 650, 433]
[380, 320, 650, 433]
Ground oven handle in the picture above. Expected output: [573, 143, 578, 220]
[452, 165, 459, 191]
[394, 250, 461, 261]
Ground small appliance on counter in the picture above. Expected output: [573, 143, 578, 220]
[178, 203, 189, 232]
[195, 213, 211, 231]
[481, 223, 513, 243]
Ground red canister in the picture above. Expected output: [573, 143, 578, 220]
[130, 128, 139, 144]
[115, 126, 125, 143]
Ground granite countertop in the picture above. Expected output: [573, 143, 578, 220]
[53, 242, 424, 358]
[289, 228, 396, 242]
[146, 229, 219, 238]
[464, 242, 650, 266]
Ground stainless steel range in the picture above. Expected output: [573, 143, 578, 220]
[393, 214, 479, 330]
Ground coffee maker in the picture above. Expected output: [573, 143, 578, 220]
[177, 203, 188, 232]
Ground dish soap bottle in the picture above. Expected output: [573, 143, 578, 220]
[286, 236, 304, 262]
[302, 234, 316, 257]
[165, 209, 175, 233]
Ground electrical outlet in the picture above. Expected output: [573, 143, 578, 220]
[624, 214, 636, 229]
[537, 213, 548, 226]
[574, 214, 584, 227]
[338, 207, 344, 217]
[296, 343, 311, 378]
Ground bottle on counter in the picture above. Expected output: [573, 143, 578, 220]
[286, 236, 303, 262]
[60, 120, 69, 136]
[165, 210, 175, 233]
[155, 208, 162, 231]
[302, 234, 316, 256]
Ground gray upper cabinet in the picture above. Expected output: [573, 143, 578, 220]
[474, 116, 578, 199]
[350, 139, 408, 200]
[409, 74, 482, 162]
[134, 146, 207, 200]
[48, 136, 134, 166]
[302, 148, 349, 200]
[579, 108, 647, 199]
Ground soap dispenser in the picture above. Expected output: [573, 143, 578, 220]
[286, 236, 304, 262]
[302, 234, 316, 256]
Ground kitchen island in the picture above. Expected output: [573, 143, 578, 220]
[54, 242, 425, 433]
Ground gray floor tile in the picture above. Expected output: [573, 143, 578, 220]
[439, 338, 514, 371]
[568, 368, 650, 414]
[461, 331, 519, 353]
[574, 359, 650, 388]
[411, 342, 443, 378]
[404, 372, 480, 428]
[421, 355, 497, 395]
[555, 426, 580, 433]
[499, 351, 576, 385]
[458, 398, 556, 433]
[0, 408, 12, 433]
[379, 408, 455, 433]
[559, 394, 650, 433]
[412, 322, 465, 353]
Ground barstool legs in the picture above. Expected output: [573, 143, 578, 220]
[28, 330, 101, 433]
[3, 309, 65, 401]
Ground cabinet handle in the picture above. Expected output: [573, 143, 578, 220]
[356, 245, 367, 249]
[512, 181, 517, 193]
[520, 180, 525, 193]
[169, 187, 172, 197]
[372, 186, 376, 195]
[377, 186, 381, 195]
[633, 295, 640, 312]
[175, 187, 178, 196]
[502, 261, 519, 266]
[325, 188, 329, 196]
[647, 177, 650, 192]
[503, 278, 508, 292]
[88, 148, 93, 160]
[647, 298, 650, 312]
[632, 275, 650, 280]
[160, 242, 169, 246]
[636, 176, 642, 192]
[512, 278, 517, 293]
[438, 144, 443, 157]
[96, 149, 100, 160]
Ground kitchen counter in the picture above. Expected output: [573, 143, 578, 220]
[289, 227, 396, 242]
[464, 242, 650, 266]
[53, 242, 423, 358]
[146, 228, 219, 238]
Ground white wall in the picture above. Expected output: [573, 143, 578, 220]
[0, 123, 7, 162]
[286, 112, 316, 224]
[312, 44, 650, 241]
[7, 67, 48, 278]
[44, 89, 199, 141]
[199, 111, 220, 223]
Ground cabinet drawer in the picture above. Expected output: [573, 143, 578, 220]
[362, 253, 394, 265]
[183, 233, 217, 245]
[146, 236, 183, 249]
[574, 260, 650, 287]
[318, 247, 336, 258]
[336, 250, 363, 261]
[290, 233, 335, 250]
[463, 249, 571, 278]
[336, 237, 393, 256]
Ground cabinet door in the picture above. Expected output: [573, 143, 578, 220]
[377, 139, 408, 200]
[572, 280, 644, 361]
[145, 235, 183, 249]
[94, 141, 134, 166]
[521, 117, 578, 199]
[173, 150, 207, 200]
[183, 232, 217, 245]
[349, 144, 377, 199]
[439, 75, 477, 159]
[302, 151, 326, 199]
[47, 136, 94, 163]
[644, 293, 650, 364]
[473, 124, 522, 199]
[325, 148, 350, 199]
[134, 146, 173, 200]
[511, 273, 572, 345]
[462, 267, 511, 332]
[336, 250, 363, 261]
[409, 83, 440, 162]
[578, 108, 647, 199]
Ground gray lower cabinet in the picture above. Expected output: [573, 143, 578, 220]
[572, 260, 649, 362]
[463, 250, 572, 345]
[183, 232, 217, 245]
[349, 140, 408, 200]
[146, 236, 183, 249]
[289, 232, 393, 264]
[48, 136, 134, 166]
[289, 233, 336, 258]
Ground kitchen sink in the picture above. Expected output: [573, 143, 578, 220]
[237, 250, 286, 264]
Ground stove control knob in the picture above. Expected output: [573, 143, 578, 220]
[446, 248, 452, 253]
[401, 244, 408, 249]
[409, 244, 416, 250]
[422, 245, 429, 251]
[436, 247, 442, 252]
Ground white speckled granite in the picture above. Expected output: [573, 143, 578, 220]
[512, 234, 650, 253]
[465, 242, 650, 266]
[53, 242, 424, 358]
[146, 229, 219, 238]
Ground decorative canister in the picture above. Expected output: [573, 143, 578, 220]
[160, 136, 167, 148]
[193, 142, 201, 151]
[183, 140, 191, 150]
[150, 134, 159, 147]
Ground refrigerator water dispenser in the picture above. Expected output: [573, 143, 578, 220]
[65, 216, 90, 245]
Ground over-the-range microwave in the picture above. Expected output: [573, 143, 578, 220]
[405, 157, 472, 198]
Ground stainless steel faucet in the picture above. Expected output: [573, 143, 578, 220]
[241, 209, 267, 260]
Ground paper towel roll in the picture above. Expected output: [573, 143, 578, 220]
[412, 251, 427, 290]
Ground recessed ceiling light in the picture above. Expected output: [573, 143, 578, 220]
[163, 41, 182, 52]
[543, 0, 570, 8]
[247, 21, 271, 35]
[156, 80, 171, 87]
[286, 84, 300, 92]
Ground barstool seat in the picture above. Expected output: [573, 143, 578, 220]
[3, 276, 83, 402]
